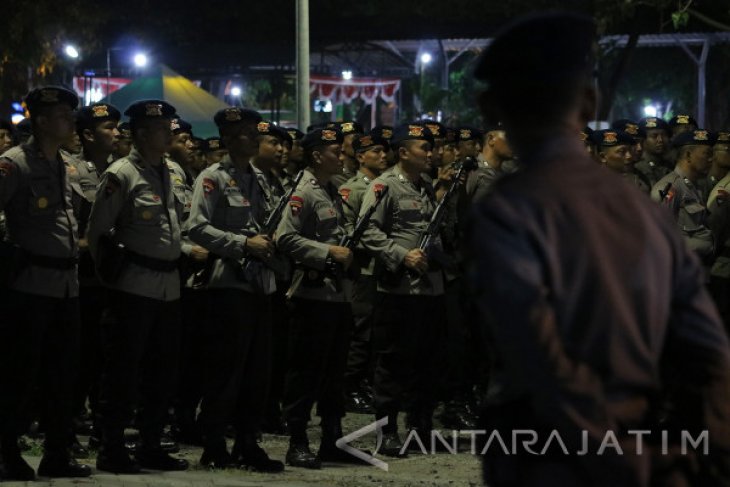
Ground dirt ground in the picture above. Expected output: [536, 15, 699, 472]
[10, 412, 483, 487]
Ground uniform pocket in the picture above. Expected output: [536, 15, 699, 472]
[315, 205, 338, 237]
[224, 193, 252, 227]
[133, 192, 164, 225]
[28, 177, 62, 216]
[679, 201, 706, 231]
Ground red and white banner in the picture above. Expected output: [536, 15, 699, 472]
[72, 77, 132, 103]
[310, 76, 400, 105]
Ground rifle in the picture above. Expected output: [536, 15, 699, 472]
[380, 164, 467, 287]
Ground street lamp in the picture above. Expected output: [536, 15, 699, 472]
[231, 86, 242, 97]
[341, 70, 353, 81]
[643, 105, 658, 117]
[133, 53, 148, 68]
[420, 52, 432, 65]
[64, 45, 79, 59]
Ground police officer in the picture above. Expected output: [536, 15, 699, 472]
[371, 125, 395, 167]
[279, 128, 305, 191]
[651, 129, 715, 263]
[668, 113, 698, 139]
[0, 120, 14, 154]
[111, 121, 132, 161]
[636, 116, 671, 187]
[359, 124, 447, 456]
[456, 126, 482, 161]
[276, 127, 364, 468]
[87, 99, 188, 473]
[331, 121, 364, 188]
[202, 136, 227, 167]
[0, 86, 91, 479]
[611, 119, 645, 165]
[592, 129, 649, 193]
[467, 123, 512, 201]
[339, 132, 389, 414]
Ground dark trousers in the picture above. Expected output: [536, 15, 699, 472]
[74, 284, 107, 417]
[266, 286, 290, 418]
[282, 298, 352, 432]
[372, 292, 445, 433]
[97, 291, 181, 448]
[176, 287, 208, 425]
[0, 290, 80, 453]
[197, 289, 271, 443]
[344, 275, 376, 391]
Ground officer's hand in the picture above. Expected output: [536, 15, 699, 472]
[328, 246, 353, 269]
[190, 245, 209, 262]
[78, 238, 89, 250]
[246, 235, 275, 259]
[437, 165, 455, 183]
[404, 249, 428, 274]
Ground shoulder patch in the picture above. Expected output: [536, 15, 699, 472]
[103, 174, 121, 196]
[339, 188, 351, 201]
[289, 195, 304, 216]
[0, 159, 15, 178]
[373, 183, 385, 195]
[202, 177, 217, 196]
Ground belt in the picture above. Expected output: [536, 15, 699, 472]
[25, 252, 78, 270]
[126, 250, 179, 272]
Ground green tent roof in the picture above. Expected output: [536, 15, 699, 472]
[102, 64, 227, 138]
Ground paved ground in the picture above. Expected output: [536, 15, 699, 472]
[4, 413, 483, 487]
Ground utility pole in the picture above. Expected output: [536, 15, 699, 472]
[296, 0, 310, 130]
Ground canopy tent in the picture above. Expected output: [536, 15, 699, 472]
[100, 64, 227, 138]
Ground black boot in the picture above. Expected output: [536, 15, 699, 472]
[199, 436, 233, 470]
[234, 434, 284, 473]
[96, 428, 140, 474]
[38, 451, 91, 478]
[0, 435, 35, 481]
[318, 420, 371, 464]
[377, 431, 408, 458]
[285, 423, 320, 469]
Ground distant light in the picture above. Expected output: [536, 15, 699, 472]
[84, 70, 95, 77]
[643, 105, 657, 117]
[11, 114, 25, 124]
[133, 53, 147, 67]
[231, 86, 242, 97]
[341, 70, 353, 81]
[64, 45, 79, 59]
[11, 102, 23, 112]
[420, 52, 432, 64]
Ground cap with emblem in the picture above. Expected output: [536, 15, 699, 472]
[203, 137, 225, 153]
[457, 126, 483, 142]
[213, 107, 262, 128]
[715, 131, 730, 145]
[638, 117, 670, 133]
[422, 120, 446, 139]
[285, 127, 305, 141]
[611, 119, 644, 140]
[301, 128, 344, 150]
[668, 114, 697, 128]
[337, 121, 364, 136]
[171, 118, 193, 136]
[256, 120, 288, 140]
[390, 124, 435, 146]
[24, 86, 79, 115]
[353, 133, 390, 152]
[370, 125, 394, 142]
[580, 126, 595, 145]
[76, 102, 121, 131]
[590, 129, 634, 147]
[124, 99, 176, 120]
[672, 129, 715, 147]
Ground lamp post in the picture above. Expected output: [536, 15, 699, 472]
[106, 48, 147, 103]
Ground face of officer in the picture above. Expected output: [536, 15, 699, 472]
[630, 138, 644, 162]
[342, 133, 357, 159]
[83, 120, 120, 154]
[62, 131, 82, 154]
[683, 145, 713, 176]
[458, 139, 480, 159]
[487, 130, 513, 160]
[113, 137, 133, 160]
[206, 149, 228, 166]
[430, 138, 445, 168]
[643, 129, 667, 158]
[289, 140, 304, 165]
[280, 140, 291, 168]
[714, 144, 730, 170]
[0, 128, 13, 154]
[442, 143, 459, 167]
[135, 118, 173, 155]
[221, 121, 259, 160]
[356, 145, 388, 176]
[313, 144, 344, 178]
[34, 104, 76, 144]
[399, 140, 433, 174]
[598, 144, 632, 173]
[169, 132, 194, 166]
[257, 134, 283, 168]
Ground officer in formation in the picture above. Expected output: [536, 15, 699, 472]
[466, 123, 512, 201]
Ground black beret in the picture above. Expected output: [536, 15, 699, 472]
[117, 122, 131, 139]
[76, 103, 121, 131]
[337, 121, 364, 135]
[301, 128, 344, 150]
[474, 12, 595, 88]
[390, 124, 435, 146]
[285, 127, 305, 141]
[370, 125, 394, 142]
[591, 129, 634, 147]
[580, 126, 594, 145]
[24, 86, 79, 114]
[213, 107, 262, 128]
[457, 126, 482, 142]
[203, 137, 225, 152]
[124, 99, 176, 120]
[422, 120, 446, 139]
[256, 121, 288, 140]
[673, 129, 715, 147]
[353, 133, 390, 152]
[668, 114, 698, 128]
[638, 117, 669, 132]
[170, 118, 193, 136]
[306, 123, 327, 133]
[444, 127, 459, 144]
[715, 131, 730, 145]
[611, 119, 644, 139]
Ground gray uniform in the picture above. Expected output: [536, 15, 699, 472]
[87, 148, 182, 301]
[624, 170, 650, 194]
[651, 168, 714, 260]
[275, 168, 350, 302]
[167, 159, 194, 255]
[186, 156, 275, 294]
[359, 165, 444, 296]
[0, 143, 79, 298]
[708, 174, 730, 279]
[331, 165, 356, 189]
[466, 155, 503, 201]
[635, 157, 670, 188]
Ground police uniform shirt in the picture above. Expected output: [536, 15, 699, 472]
[624, 170, 651, 195]
[0, 142, 79, 298]
[186, 156, 275, 294]
[331, 166, 356, 189]
[651, 168, 714, 259]
[339, 170, 375, 275]
[467, 153, 503, 201]
[87, 147, 182, 301]
[251, 161, 285, 216]
[359, 165, 445, 296]
[275, 168, 350, 302]
[707, 174, 730, 279]
[635, 156, 670, 188]
[166, 159, 194, 255]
